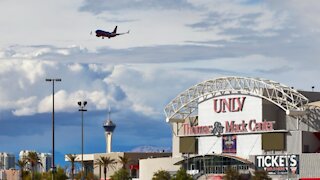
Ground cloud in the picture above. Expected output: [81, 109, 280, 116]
[187, 0, 288, 39]
[1, 44, 318, 117]
[269, 0, 320, 33]
[68, 63, 83, 72]
[79, 0, 194, 14]
[0, 58, 125, 116]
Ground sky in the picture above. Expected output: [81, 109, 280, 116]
[1, 0, 320, 167]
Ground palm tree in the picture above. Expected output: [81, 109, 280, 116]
[252, 170, 271, 180]
[172, 167, 193, 180]
[66, 154, 78, 180]
[25, 151, 42, 180]
[118, 156, 131, 169]
[223, 167, 240, 180]
[152, 170, 171, 180]
[16, 159, 28, 180]
[0, 160, 4, 170]
[94, 156, 116, 180]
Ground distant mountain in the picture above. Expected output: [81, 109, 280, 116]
[130, 145, 171, 153]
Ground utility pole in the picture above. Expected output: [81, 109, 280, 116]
[45, 78, 61, 180]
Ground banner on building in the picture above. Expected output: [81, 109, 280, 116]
[255, 154, 299, 175]
[222, 135, 237, 153]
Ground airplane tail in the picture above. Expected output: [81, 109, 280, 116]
[113, 26, 117, 33]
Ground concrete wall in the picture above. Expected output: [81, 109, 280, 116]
[302, 131, 320, 153]
[300, 153, 320, 178]
[92, 152, 172, 179]
[139, 157, 182, 180]
[262, 99, 286, 130]
[172, 123, 182, 158]
[286, 131, 301, 154]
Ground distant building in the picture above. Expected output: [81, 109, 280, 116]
[0, 152, 15, 170]
[0, 169, 20, 180]
[19, 150, 52, 172]
[39, 153, 52, 172]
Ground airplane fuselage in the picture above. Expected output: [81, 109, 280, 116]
[95, 30, 117, 39]
[94, 26, 129, 39]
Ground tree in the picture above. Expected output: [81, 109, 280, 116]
[66, 154, 78, 180]
[172, 167, 193, 180]
[25, 151, 42, 180]
[110, 169, 130, 180]
[117, 156, 131, 169]
[152, 170, 171, 180]
[94, 156, 116, 180]
[252, 170, 271, 180]
[0, 160, 4, 169]
[41, 166, 68, 180]
[25, 172, 42, 180]
[86, 172, 99, 180]
[223, 167, 240, 180]
[16, 159, 28, 180]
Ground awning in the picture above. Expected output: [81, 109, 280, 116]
[130, 164, 139, 170]
[174, 154, 253, 165]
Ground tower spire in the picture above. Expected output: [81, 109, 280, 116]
[108, 105, 111, 120]
[103, 106, 116, 153]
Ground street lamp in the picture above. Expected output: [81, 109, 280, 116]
[45, 78, 61, 180]
[78, 101, 87, 180]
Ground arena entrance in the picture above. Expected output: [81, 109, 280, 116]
[174, 154, 253, 179]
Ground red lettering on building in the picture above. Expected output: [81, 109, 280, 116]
[225, 120, 248, 133]
[213, 97, 246, 113]
[248, 120, 274, 132]
[183, 123, 213, 136]
[183, 120, 275, 136]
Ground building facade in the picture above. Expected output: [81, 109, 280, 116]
[140, 76, 320, 180]
[65, 152, 171, 179]
[0, 169, 20, 180]
[19, 150, 52, 173]
[0, 152, 15, 170]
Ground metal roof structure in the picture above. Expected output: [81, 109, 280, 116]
[164, 76, 309, 122]
[173, 153, 253, 165]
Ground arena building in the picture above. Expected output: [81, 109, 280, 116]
[139, 76, 320, 180]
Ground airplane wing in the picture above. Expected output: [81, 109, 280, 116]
[116, 30, 130, 36]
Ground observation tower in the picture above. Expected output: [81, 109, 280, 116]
[103, 108, 116, 153]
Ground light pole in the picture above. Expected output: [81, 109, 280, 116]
[45, 78, 61, 180]
[78, 101, 87, 180]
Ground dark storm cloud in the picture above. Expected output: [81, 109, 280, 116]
[79, 0, 194, 14]
[0, 111, 50, 136]
[0, 110, 103, 137]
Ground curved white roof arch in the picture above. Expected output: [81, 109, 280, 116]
[164, 76, 309, 122]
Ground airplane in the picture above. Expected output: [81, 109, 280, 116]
[91, 26, 130, 39]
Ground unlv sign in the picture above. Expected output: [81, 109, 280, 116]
[214, 97, 246, 113]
